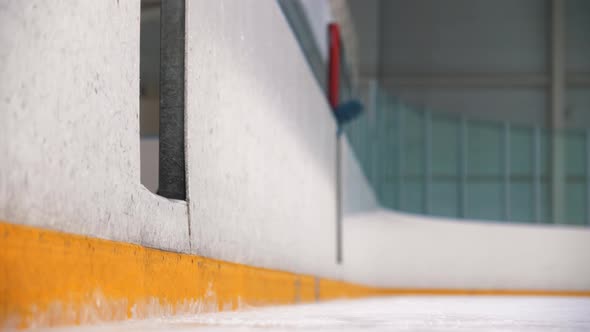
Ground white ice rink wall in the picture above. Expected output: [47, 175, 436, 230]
[343, 210, 590, 291]
[0, 0, 190, 252]
[1, 0, 589, 293]
[184, 0, 340, 276]
[0, 0, 371, 278]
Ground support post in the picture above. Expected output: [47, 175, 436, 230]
[459, 116, 467, 218]
[586, 130, 590, 225]
[424, 111, 432, 214]
[504, 122, 511, 221]
[549, 0, 566, 224]
[397, 105, 404, 210]
[329, 23, 343, 263]
[368, 80, 380, 198]
[336, 135, 342, 263]
[533, 127, 542, 223]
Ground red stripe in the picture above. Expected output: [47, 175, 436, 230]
[328, 23, 340, 109]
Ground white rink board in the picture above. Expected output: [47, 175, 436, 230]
[342, 209, 590, 290]
[184, 0, 341, 276]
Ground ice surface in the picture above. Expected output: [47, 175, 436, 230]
[42, 296, 590, 332]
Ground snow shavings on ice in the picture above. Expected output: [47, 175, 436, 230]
[41, 296, 590, 332]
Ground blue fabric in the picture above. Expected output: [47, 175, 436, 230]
[335, 99, 363, 126]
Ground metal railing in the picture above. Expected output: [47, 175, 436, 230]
[345, 88, 590, 226]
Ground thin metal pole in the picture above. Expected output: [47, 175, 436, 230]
[459, 116, 467, 218]
[397, 105, 404, 210]
[336, 132, 342, 263]
[549, 0, 566, 224]
[424, 111, 432, 214]
[534, 127, 542, 223]
[329, 23, 343, 264]
[361, 112, 368, 181]
[586, 129, 590, 225]
[504, 122, 511, 221]
[369, 81, 379, 198]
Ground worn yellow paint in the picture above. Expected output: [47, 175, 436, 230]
[319, 278, 386, 300]
[320, 279, 590, 299]
[0, 221, 305, 329]
[1, 221, 589, 329]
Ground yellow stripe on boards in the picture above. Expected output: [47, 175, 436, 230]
[1, 221, 589, 329]
[0, 221, 306, 329]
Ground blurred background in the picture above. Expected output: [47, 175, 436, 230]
[140, 0, 590, 226]
[2, 1, 589, 329]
